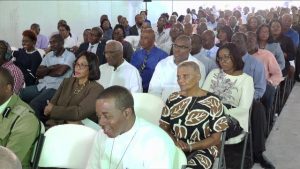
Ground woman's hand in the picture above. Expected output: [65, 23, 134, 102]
[176, 139, 192, 152]
[44, 100, 54, 116]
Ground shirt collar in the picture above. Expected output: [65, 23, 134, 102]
[0, 96, 12, 115]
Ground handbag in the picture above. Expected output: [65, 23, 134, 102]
[225, 114, 243, 140]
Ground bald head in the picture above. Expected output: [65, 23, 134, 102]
[0, 146, 22, 169]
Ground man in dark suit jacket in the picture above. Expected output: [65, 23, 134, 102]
[76, 27, 107, 65]
[129, 14, 144, 36]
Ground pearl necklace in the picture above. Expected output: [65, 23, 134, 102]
[109, 130, 138, 169]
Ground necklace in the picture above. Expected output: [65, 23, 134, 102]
[109, 130, 138, 169]
[73, 80, 89, 95]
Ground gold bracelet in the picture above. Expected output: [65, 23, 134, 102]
[189, 144, 193, 152]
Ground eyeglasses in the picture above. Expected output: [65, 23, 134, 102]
[74, 63, 88, 69]
[216, 54, 232, 62]
[172, 44, 189, 50]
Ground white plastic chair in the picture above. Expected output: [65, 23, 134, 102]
[173, 146, 187, 169]
[132, 93, 165, 125]
[81, 118, 100, 131]
[37, 124, 97, 168]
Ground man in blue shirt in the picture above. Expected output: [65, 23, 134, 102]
[131, 28, 168, 92]
[282, 14, 299, 49]
[232, 32, 275, 169]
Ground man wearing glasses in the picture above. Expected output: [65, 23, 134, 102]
[131, 28, 168, 92]
[148, 35, 206, 101]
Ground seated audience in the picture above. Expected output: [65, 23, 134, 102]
[196, 22, 208, 36]
[256, 24, 285, 70]
[30, 23, 49, 50]
[202, 43, 255, 168]
[228, 16, 239, 33]
[247, 31, 283, 115]
[169, 22, 185, 55]
[58, 24, 77, 50]
[270, 19, 296, 77]
[0, 146, 22, 169]
[101, 19, 113, 41]
[0, 40, 24, 94]
[86, 86, 176, 168]
[160, 61, 228, 169]
[200, 30, 219, 60]
[247, 16, 259, 32]
[20, 34, 76, 123]
[148, 35, 206, 101]
[216, 25, 233, 47]
[112, 24, 134, 62]
[97, 40, 142, 92]
[76, 27, 107, 65]
[129, 14, 144, 36]
[155, 15, 171, 54]
[44, 51, 104, 126]
[13, 30, 42, 86]
[0, 67, 39, 169]
[183, 23, 193, 36]
[131, 28, 168, 92]
[282, 14, 299, 49]
[191, 34, 218, 75]
[232, 32, 276, 169]
[120, 17, 131, 36]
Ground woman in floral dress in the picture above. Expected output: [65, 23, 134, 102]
[160, 61, 228, 169]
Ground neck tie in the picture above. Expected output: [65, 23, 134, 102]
[89, 45, 94, 52]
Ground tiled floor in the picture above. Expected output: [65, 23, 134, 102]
[252, 82, 300, 169]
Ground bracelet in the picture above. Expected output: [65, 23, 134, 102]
[189, 144, 193, 152]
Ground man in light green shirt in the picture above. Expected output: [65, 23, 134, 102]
[0, 67, 40, 169]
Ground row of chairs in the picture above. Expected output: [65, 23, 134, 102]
[30, 93, 187, 169]
[35, 89, 294, 169]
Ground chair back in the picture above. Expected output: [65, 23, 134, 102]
[38, 124, 97, 168]
[132, 93, 165, 125]
[173, 146, 187, 169]
[81, 118, 100, 131]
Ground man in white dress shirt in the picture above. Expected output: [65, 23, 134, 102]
[148, 35, 206, 101]
[97, 40, 142, 92]
[86, 86, 176, 169]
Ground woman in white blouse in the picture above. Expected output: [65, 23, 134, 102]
[202, 43, 254, 142]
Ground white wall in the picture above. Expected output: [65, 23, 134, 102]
[0, 1, 294, 47]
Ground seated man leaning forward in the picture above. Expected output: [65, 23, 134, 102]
[86, 86, 176, 169]
[20, 34, 76, 123]
[0, 67, 39, 169]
